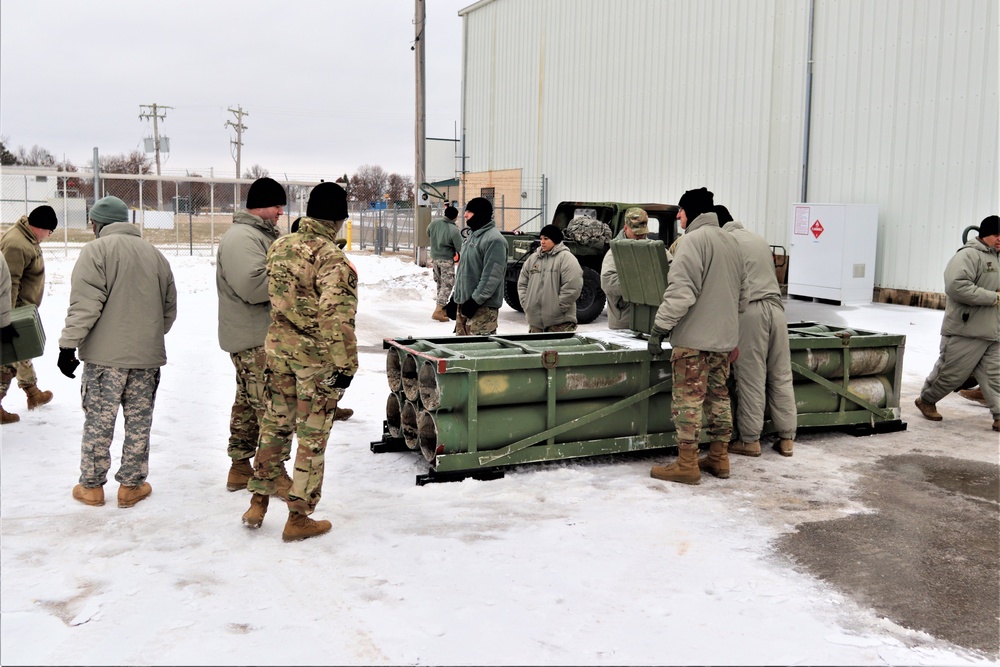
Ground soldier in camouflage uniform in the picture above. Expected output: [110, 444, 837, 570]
[58, 196, 177, 508]
[427, 206, 463, 322]
[216, 177, 293, 494]
[647, 188, 747, 485]
[446, 197, 507, 336]
[601, 207, 653, 330]
[0, 205, 58, 423]
[243, 182, 358, 542]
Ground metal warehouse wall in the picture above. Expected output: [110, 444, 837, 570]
[458, 0, 998, 295]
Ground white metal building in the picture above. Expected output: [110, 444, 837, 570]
[457, 0, 998, 297]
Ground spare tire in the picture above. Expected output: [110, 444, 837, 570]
[504, 279, 523, 312]
[575, 267, 605, 324]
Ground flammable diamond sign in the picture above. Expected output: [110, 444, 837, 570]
[811, 219, 824, 239]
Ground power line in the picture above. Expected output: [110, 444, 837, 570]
[138, 103, 172, 210]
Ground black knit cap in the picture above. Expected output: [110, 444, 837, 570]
[444, 205, 458, 220]
[979, 215, 1000, 238]
[465, 197, 493, 231]
[307, 182, 348, 222]
[539, 224, 564, 244]
[246, 177, 287, 209]
[28, 205, 58, 231]
[678, 187, 714, 222]
[713, 205, 734, 225]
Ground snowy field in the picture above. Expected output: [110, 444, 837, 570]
[0, 248, 996, 666]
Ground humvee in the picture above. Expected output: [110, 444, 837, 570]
[501, 201, 680, 323]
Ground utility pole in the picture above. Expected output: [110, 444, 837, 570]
[414, 0, 428, 265]
[225, 105, 248, 209]
[139, 103, 172, 210]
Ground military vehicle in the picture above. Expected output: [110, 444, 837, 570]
[501, 201, 680, 323]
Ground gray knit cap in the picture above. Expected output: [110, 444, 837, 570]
[89, 196, 129, 224]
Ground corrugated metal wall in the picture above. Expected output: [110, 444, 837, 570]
[459, 0, 998, 294]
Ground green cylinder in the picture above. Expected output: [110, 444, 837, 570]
[420, 394, 677, 461]
[420, 357, 673, 411]
[791, 375, 892, 414]
[386, 392, 403, 438]
[790, 348, 896, 379]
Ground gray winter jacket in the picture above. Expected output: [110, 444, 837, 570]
[517, 242, 583, 329]
[427, 216, 464, 261]
[722, 220, 783, 308]
[0, 253, 10, 328]
[653, 212, 748, 352]
[59, 223, 177, 368]
[452, 221, 507, 309]
[941, 237, 1000, 341]
[216, 211, 280, 353]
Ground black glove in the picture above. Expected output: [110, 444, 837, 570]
[647, 326, 670, 357]
[0, 323, 18, 344]
[460, 298, 480, 319]
[58, 347, 80, 378]
[444, 298, 458, 321]
[322, 371, 353, 390]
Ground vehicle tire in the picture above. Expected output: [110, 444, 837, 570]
[504, 279, 523, 312]
[575, 267, 606, 324]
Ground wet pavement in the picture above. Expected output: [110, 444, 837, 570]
[779, 454, 1000, 656]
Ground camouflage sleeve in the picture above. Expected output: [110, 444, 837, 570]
[315, 246, 359, 375]
[267, 237, 321, 337]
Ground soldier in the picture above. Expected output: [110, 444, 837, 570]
[0, 205, 58, 423]
[58, 196, 177, 508]
[243, 182, 358, 542]
[427, 205, 463, 322]
[445, 197, 507, 336]
[517, 224, 583, 332]
[216, 177, 295, 495]
[717, 205, 797, 461]
[915, 215, 1000, 432]
[601, 207, 651, 330]
[0, 254, 14, 354]
[647, 188, 747, 485]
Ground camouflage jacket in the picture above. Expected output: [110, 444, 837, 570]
[0, 216, 45, 308]
[265, 216, 359, 374]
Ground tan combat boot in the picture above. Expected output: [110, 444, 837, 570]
[118, 482, 152, 508]
[72, 484, 105, 506]
[275, 466, 293, 500]
[432, 305, 450, 322]
[334, 407, 354, 421]
[242, 493, 269, 528]
[24, 385, 53, 410]
[282, 511, 332, 542]
[698, 441, 730, 479]
[1, 402, 19, 424]
[959, 387, 987, 406]
[729, 440, 762, 457]
[226, 458, 254, 491]
[914, 397, 943, 421]
[773, 439, 794, 457]
[993, 420, 999, 433]
[650, 443, 701, 485]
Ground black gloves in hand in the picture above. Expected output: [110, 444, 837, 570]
[58, 347, 80, 378]
[331, 372, 353, 389]
[0, 323, 18, 344]
[460, 298, 480, 319]
[647, 326, 671, 357]
[444, 299, 458, 321]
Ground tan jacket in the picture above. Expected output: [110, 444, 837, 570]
[654, 212, 748, 352]
[0, 216, 45, 307]
[216, 211, 280, 353]
[59, 223, 177, 368]
[517, 242, 583, 329]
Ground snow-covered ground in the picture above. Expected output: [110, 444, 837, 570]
[0, 248, 995, 666]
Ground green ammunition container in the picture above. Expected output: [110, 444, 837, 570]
[0, 305, 46, 365]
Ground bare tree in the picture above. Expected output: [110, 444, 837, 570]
[350, 164, 389, 205]
[0, 136, 16, 166]
[243, 164, 269, 179]
[94, 151, 153, 174]
[14, 144, 56, 166]
[386, 172, 414, 204]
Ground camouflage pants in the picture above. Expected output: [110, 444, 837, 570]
[528, 322, 577, 333]
[228, 347, 269, 461]
[430, 259, 457, 306]
[671, 346, 733, 446]
[456, 306, 499, 336]
[249, 356, 344, 515]
[0, 359, 39, 399]
[78, 363, 161, 488]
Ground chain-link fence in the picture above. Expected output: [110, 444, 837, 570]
[1, 166, 549, 257]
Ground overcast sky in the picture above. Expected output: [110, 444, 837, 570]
[0, 0, 469, 181]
